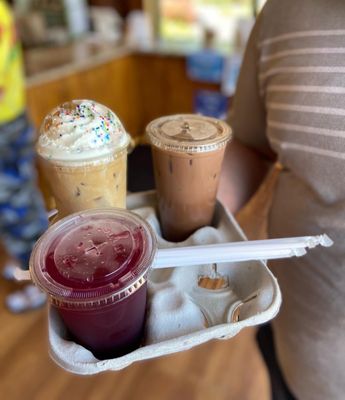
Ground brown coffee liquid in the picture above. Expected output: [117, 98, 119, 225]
[39, 150, 127, 219]
[152, 146, 225, 242]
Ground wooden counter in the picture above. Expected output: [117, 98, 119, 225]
[26, 42, 141, 137]
[26, 41, 220, 138]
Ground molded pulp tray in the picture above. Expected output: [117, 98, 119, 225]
[48, 190, 281, 375]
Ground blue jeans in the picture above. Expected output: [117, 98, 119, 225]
[0, 113, 48, 267]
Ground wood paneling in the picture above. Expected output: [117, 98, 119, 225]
[135, 54, 220, 136]
[27, 55, 142, 137]
[137, 54, 219, 115]
[26, 52, 221, 138]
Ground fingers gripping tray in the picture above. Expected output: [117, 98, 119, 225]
[48, 191, 281, 374]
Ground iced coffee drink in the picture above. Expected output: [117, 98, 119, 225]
[36, 100, 130, 219]
[146, 114, 231, 242]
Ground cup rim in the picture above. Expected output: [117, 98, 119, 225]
[29, 208, 157, 309]
[146, 114, 232, 154]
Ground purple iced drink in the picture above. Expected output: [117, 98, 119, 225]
[29, 209, 156, 359]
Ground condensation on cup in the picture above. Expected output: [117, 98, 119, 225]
[146, 114, 231, 242]
[29, 208, 156, 359]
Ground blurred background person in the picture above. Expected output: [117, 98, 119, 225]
[0, 0, 48, 312]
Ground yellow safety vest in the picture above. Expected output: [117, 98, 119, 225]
[0, 0, 25, 124]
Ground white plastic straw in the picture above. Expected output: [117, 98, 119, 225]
[15, 234, 333, 280]
[152, 234, 333, 269]
[47, 209, 58, 219]
[14, 269, 31, 281]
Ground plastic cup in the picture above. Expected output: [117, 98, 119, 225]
[29, 208, 156, 359]
[146, 114, 231, 242]
[36, 100, 130, 220]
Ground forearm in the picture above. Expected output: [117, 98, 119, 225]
[217, 138, 273, 214]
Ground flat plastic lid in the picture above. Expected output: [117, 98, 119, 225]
[29, 209, 156, 307]
[146, 114, 231, 153]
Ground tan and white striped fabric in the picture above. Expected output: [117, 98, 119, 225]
[231, 1, 345, 399]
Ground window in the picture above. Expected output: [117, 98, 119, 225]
[146, 0, 265, 53]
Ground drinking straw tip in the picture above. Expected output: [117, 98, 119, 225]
[320, 234, 334, 247]
[293, 248, 307, 257]
[13, 268, 32, 282]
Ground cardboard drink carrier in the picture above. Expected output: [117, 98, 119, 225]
[46, 190, 284, 375]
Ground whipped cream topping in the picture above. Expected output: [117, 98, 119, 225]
[37, 100, 130, 162]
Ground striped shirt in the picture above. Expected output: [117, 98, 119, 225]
[231, 1, 345, 399]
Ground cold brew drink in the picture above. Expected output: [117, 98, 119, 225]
[146, 114, 231, 242]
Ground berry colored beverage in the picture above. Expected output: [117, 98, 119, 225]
[29, 209, 156, 359]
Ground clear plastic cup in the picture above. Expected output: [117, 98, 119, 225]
[36, 100, 130, 220]
[146, 114, 231, 242]
[29, 208, 156, 359]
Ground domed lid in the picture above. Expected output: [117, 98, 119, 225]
[37, 99, 130, 163]
[146, 114, 231, 153]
